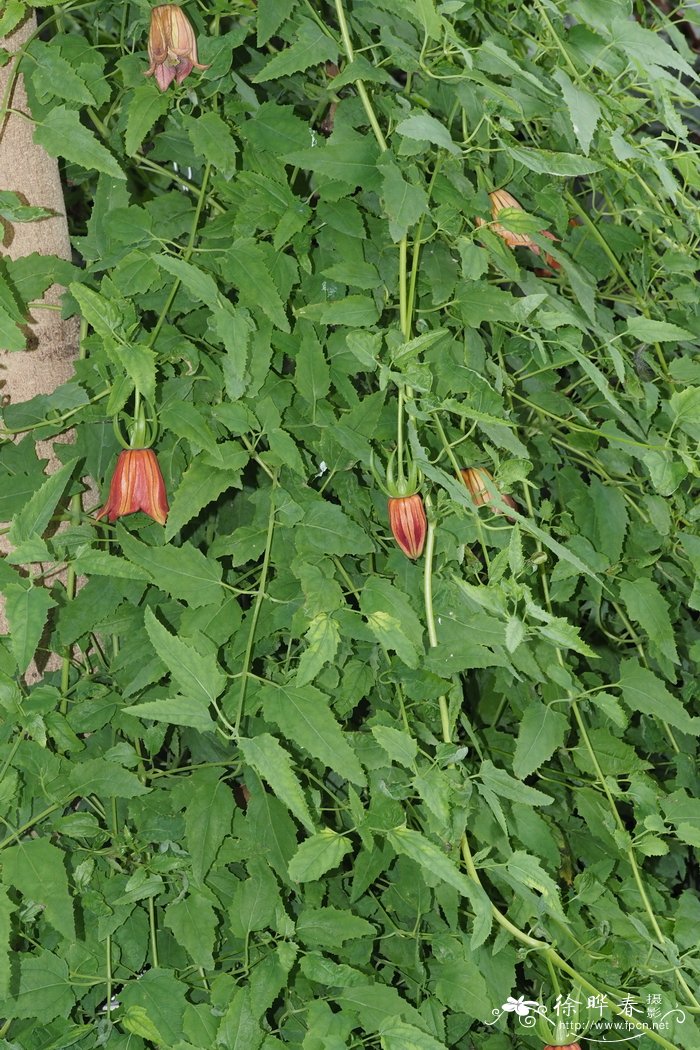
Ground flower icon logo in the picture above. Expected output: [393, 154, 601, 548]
[502, 996, 540, 1017]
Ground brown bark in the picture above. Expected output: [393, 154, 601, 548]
[0, 13, 80, 668]
[0, 13, 78, 398]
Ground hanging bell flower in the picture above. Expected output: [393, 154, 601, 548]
[372, 449, 428, 560]
[461, 467, 517, 521]
[96, 398, 168, 525]
[388, 494, 427, 560]
[144, 4, 209, 92]
[96, 448, 169, 525]
[543, 1044, 582, 1050]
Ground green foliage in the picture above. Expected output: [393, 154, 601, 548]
[0, 0, 699, 1048]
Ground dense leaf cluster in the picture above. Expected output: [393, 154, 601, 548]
[0, 1, 698, 1048]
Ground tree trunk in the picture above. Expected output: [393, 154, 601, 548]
[0, 13, 80, 666]
[0, 13, 78, 400]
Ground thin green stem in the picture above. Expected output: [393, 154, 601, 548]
[0, 389, 110, 437]
[136, 156, 225, 211]
[423, 522, 438, 650]
[333, 0, 388, 152]
[0, 802, 64, 850]
[234, 479, 277, 736]
[148, 162, 212, 351]
[106, 934, 113, 1020]
[399, 237, 409, 339]
[423, 519, 450, 744]
[396, 385, 405, 483]
[148, 896, 159, 969]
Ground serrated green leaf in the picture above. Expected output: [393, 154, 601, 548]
[156, 254, 223, 311]
[257, 0, 299, 44]
[8, 459, 75, 547]
[360, 577, 424, 669]
[239, 734, 315, 833]
[395, 113, 459, 155]
[626, 317, 694, 342]
[506, 143, 602, 175]
[221, 237, 290, 331]
[73, 549, 150, 581]
[217, 988, 264, 1050]
[433, 953, 490, 1022]
[119, 969, 187, 1046]
[165, 895, 217, 969]
[0, 303, 26, 350]
[261, 681, 365, 786]
[125, 84, 171, 156]
[4, 951, 75, 1021]
[165, 458, 246, 542]
[69, 282, 123, 340]
[480, 759, 553, 806]
[4, 584, 56, 673]
[228, 858, 280, 936]
[0, 189, 52, 223]
[34, 105, 125, 179]
[295, 613, 340, 686]
[184, 770, 235, 884]
[513, 702, 569, 780]
[379, 155, 429, 241]
[288, 829, 353, 882]
[254, 19, 338, 81]
[504, 850, 565, 918]
[187, 111, 238, 178]
[123, 695, 217, 733]
[297, 294, 380, 327]
[2, 840, 75, 941]
[619, 577, 678, 664]
[119, 528, 224, 608]
[387, 827, 472, 895]
[297, 906, 375, 946]
[552, 68, 601, 155]
[371, 725, 418, 768]
[619, 659, 700, 735]
[30, 43, 96, 105]
[68, 757, 150, 798]
[380, 1021, 447, 1050]
[144, 607, 226, 705]
[284, 136, 381, 191]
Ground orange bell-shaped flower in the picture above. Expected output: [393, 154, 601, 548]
[96, 449, 169, 525]
[144, 4, 209, 92]
[388, 494, 427, 560]
[461, 467, 517, 520]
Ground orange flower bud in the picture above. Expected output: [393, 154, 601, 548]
[461, 467, 517, 519]
[96, 449, 169, 526]
[144, 5, 209, 92]
[543, 1044, 581, 1050]
[388, 494, 427, 560]
[476, 189, 559, 266]
[486, 189, 535, 249]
